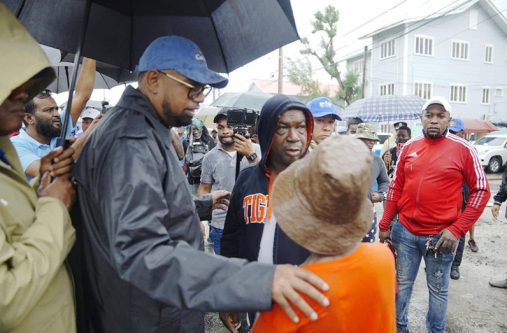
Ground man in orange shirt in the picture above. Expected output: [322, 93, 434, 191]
[252, 135, 396, 333]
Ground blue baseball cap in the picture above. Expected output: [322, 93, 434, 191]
[449, 118, 464, 132]
[448, 118, 465, 133]
[306, 97, 341, 120]
[136, 36, 228, 88]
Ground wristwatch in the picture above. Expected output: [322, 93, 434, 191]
[379, 192, 386, 201]
[246, 152, 257, 162]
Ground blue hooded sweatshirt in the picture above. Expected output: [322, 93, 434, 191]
[221, 94, 313, 265]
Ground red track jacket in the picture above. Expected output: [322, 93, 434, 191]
[379, 132, 490, 238]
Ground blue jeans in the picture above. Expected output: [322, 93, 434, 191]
[390, 222, 455, 333]
[210, 226, 223, 255]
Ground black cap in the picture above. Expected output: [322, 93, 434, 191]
[213, 109, 228, 123]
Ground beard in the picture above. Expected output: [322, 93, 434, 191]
[162, 101, 193, 127]
[423, 129, 445, 139]
[219, 135, 234, 146]
[35, 119, 61, 139]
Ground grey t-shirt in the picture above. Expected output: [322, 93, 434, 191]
[200, 142, 261, 229]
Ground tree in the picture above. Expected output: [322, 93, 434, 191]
[338, 71, 362, 104]
[300, 5, 361, 105]
[286, 58, 327, 101]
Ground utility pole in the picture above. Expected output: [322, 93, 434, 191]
[278, 47, 284, 94]
[361, 45, 368, 98]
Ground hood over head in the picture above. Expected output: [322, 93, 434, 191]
[257, 94, 313, 173]
[0, 4, 55, 105]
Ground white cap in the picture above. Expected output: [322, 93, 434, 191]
[81, 107, 101, 120]
[422, 96, 452, 113]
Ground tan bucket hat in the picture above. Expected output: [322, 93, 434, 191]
[272, 135, 374, 255]
[0, 4, 55, 104]
[355, 123, 380, 141]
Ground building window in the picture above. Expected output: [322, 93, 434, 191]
[485, 45, 494, 63]
[415, 35, 433, 56]
[495, 88, 504, 97]
[414, 82, 432, 100]
[450, 85, 467, 103]
[380, 124, 390, 133]
[451, 41, 469, 60]
[482, 88, 491, 104]
[469, 9, 478, 30]
[380, 40, 395, 59]
[380, 83, 395, 96]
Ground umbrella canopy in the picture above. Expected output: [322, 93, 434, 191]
[211, 91, 272, 111]
[344, 95, 426, 122]
[48, 62, 128, 93]
[196, 105, 222, 126]
[40, 45, 136, 92]
[462, 118, 498, 134]
[6, 0, 299, 74]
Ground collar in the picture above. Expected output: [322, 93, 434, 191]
[117, 86, 172, 142]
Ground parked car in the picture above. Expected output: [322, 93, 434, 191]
[473, 134, 507, 173]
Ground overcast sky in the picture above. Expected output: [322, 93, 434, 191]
[59, 0, 507, 105]
[220, 0, 507, 92]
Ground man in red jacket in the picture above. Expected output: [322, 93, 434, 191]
[379, 97, 490, 333]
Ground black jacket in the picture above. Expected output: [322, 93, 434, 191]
[71, 87, 275, 333]
[493, 167, 507, 203]
[221, 95, 312, 265]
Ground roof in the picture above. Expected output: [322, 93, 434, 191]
[360, 0, 507, 39]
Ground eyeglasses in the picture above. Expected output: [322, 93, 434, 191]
[157, 71, 212, 100]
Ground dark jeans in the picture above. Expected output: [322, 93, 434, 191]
[452, 236, 466, 268]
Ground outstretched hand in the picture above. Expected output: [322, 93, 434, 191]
[211, 190, 231, 211]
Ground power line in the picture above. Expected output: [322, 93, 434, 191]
[335, 0, 469, 62]
[338, 0, 414, 38]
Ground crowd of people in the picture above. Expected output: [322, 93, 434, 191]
[1, 4, 506, 333]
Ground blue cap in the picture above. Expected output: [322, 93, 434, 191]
[136, 36, 228, 88]
[449, 118, 464, 132]
[306, 97, 341, 120]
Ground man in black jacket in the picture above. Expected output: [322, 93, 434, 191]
[490, 166, 507, 288]
[72, 36, 329, 333]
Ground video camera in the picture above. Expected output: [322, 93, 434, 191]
[226, 109, 259, 138]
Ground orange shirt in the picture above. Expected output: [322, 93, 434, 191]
[251, 243, 396, 333]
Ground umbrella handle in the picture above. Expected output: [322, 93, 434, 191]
[57, 0, 92, 147]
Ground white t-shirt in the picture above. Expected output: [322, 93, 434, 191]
[257, 214, 277, 264]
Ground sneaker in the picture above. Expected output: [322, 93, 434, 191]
[468, 239, 479, 252]
[450, 266, 460, 280]
[489, 279, 507, 288]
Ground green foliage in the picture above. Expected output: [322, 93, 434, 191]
[285, 58, 327, 101]
[299, 5, 362, 105]
[337, 71, 362, 104]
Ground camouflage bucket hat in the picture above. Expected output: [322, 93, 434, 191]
[354, 123, 380, 141]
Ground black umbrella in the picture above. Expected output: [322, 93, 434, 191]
[48, 62, 133, 93]
[6, 0, 299, 74]
[6, 0, 299, 146]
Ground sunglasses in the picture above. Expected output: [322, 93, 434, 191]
[157, 71, 212, 100]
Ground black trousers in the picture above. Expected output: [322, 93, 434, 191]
[452, 236, 466, 267]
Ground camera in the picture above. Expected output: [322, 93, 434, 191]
[226, 109, 259, 138]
